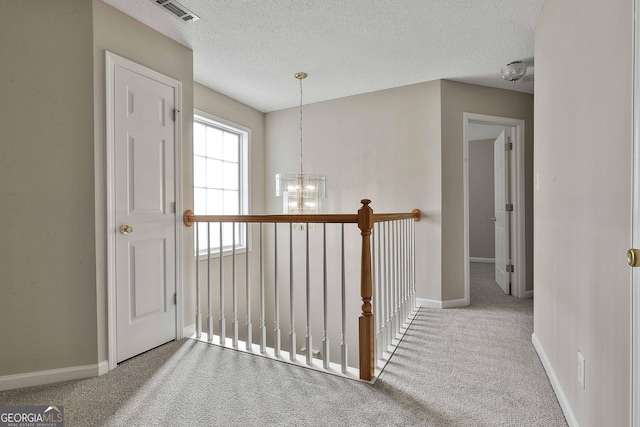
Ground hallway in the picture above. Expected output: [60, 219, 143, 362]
[469, 261, 527, 306]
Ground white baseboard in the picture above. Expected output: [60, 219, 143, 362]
[98, 360, 109, 376]
[0, 362, 103, 392]
[442, 298, 468, 309]
[531, 333, 579, 427]
[524, 290, 534, 299]
[470, 257, 495, 263]
[416, 298, 441, 309]
[416, 298, 469, 309]
[183, 323, 196, 338]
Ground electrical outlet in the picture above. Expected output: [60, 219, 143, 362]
[577, 351, 585, 389]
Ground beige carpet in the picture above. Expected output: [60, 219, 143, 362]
[0, 262, 566, 426]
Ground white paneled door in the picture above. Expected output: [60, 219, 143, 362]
[494, 131, 510, 294]
[113, 59, 178, 363]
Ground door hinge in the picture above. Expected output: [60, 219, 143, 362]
[505, 141, 513, 151]
[172, 108, 180, 121]
[507, 264, 514, 273]
[173, 293, 177, 305]
[506, 203, 514, 211]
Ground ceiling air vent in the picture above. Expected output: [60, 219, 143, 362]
[152, 0, 200, 23]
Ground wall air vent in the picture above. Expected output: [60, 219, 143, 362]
[152, 0, 200, 23]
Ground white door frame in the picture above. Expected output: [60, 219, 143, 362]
[493, 130, 510, 294]
[463, 113, 527, 303]
[105, 51, 184, 371]
[632, 0, 640, 424]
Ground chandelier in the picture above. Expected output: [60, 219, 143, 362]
[275, 72, 327, 227]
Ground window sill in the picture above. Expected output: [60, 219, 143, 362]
[196, 246, 249, 261]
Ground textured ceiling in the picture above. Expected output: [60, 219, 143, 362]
[102, 0, 543, 112]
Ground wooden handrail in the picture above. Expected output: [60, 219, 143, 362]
[183, 208, 421, 227]
[373, 209, 421, 223]
[183, 210, 358, 227]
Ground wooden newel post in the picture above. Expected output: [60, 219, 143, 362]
[357, 199, 375, 380]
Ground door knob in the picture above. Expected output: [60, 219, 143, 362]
[628, 249, 640, 267]
[119, 224, 133, 235]
[490, 217, 497, 222]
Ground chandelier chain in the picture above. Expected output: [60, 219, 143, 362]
[299, 76, 304, 174]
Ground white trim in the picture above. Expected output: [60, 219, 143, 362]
[174, 75, 184, 341]
[416, 297, 468, 309]
[105, 51, 184, 369]
[463, 113, 527, 304]
[183, 323, 196, 337]
[416, 298, 442, 309]
[0, 363, 106, 392]
[632, 1, 640, 425]
[193, 108, 251, 215]
[105, 51, 117, 371]
[470, 257, 495, 263]
[524, 290, 534, 299]
[532, 333, 580, 427]
[98, 360, 109, 376]
[441, 298, 468, 309]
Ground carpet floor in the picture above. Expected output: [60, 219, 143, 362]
[0, 263, 567, 426]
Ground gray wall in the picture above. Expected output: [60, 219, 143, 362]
[265, 81, 443, 301]
[469, 139, 495, 259]
[0, 0, 97, 376]
[440, 80, 534, 299]
[534, 0, 632, 424]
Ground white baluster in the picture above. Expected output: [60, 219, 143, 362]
[340, 223, 348, 374]
[207, 223, 213, 342]
[383, 221, 390, 352]
[195, 223, 202, 339]
[390, 221, 396, 339]
[392, 221, 402, 337]
[306, 224, 312, 366]
[219, 222, 225, 346]
[374, 222, 383, 360]
[412, 218, 417, 311]
[245, 222, 252, 351]
[232, 222, 238, 348]
[398, 220, 407, 326]
[390, 220, 396, 336]
[322, 224, 330, 369]
[260, 223, 267, 354]
[289, 223, 296, 361]
[274, 223, 281, 357]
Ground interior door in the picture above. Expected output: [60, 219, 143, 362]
[114, 63, 177, 362]
[494, 130, 510, 294]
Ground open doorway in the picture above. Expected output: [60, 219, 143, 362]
[463, 113, 527, 305]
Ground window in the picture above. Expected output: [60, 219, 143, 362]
[193, 110, 249, 255]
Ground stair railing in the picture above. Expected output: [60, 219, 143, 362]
[183, 199, 420, 381]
